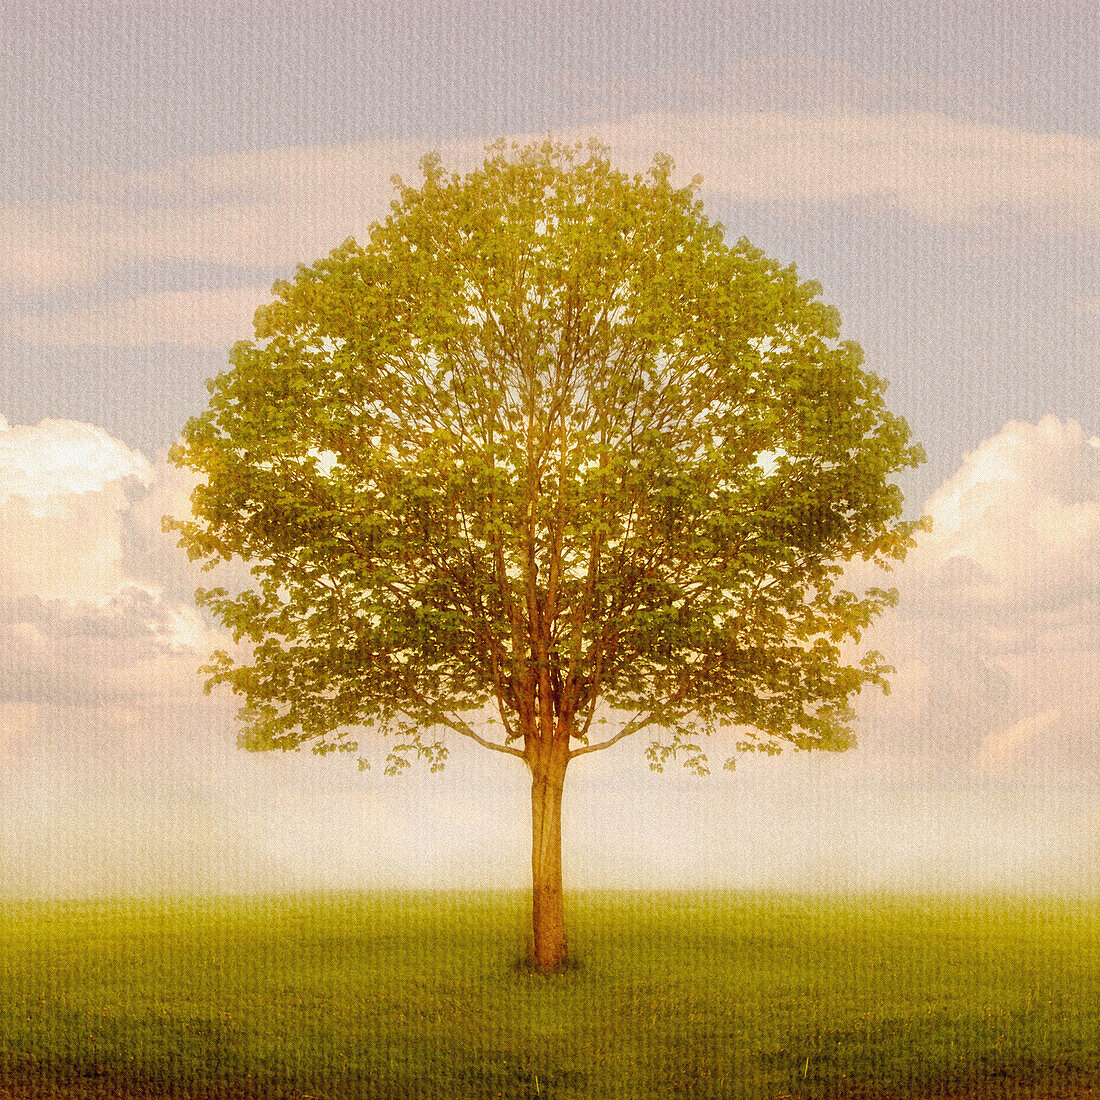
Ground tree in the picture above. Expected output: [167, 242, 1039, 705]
[169, 140, 925, 972]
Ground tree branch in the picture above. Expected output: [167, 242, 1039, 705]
[444, 716, 527, 760]
[569, 711, 655, 759]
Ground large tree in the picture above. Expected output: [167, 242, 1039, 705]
[170, 140, 924, 971]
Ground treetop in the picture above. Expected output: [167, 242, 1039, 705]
[169, 139, 926, 776]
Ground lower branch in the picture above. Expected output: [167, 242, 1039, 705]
[568, 711, 655, 760]
[445, 715, 527, 759]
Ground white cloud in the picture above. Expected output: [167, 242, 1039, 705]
[0, 416, 233, 897]
[0, 588, 214, 707]
[0, 415, 152, 506]
[858, 415, 1100, 779]
[915, 416, 1100, 607]
[0, 410, 1098, 897]
[0, 417, 152, 603]
[0, 413, 222, 671]
[123, 452, 256, 601]
[1, 112, 1096, 295]
[3, 285, 270, 348]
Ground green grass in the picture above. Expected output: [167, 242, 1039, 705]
[1, 892, 1097, 1098]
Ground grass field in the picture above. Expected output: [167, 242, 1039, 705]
[1, 892, 1097, 1099]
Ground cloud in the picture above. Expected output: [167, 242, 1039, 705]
[0, 416, 152, 603]
[0, 414, 223, 700]
[0, 140, 446, 292]
[0, 415, 234, 896]
[857, 416, 1100, 779]
[978, 708, 1062, 774]
[0, 587, 213, 707]
[1, 112, 1096, 296]
[594, 112, 1100, 230]
[0, 410, 1098, 897]
[568, 57, 1033, 131]
[2, 241, 100, 292]
[122, 451, 256, 603]
[0, 414, 152, 505]
[915, 416, 1100, 607]
[3, 286, 270, 348]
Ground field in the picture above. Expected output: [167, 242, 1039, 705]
[1, 892, 1097, 1099]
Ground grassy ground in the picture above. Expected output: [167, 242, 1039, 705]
[0, 891, 1097, 1099]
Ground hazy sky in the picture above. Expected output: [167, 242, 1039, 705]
[1, 1, 1097, 897]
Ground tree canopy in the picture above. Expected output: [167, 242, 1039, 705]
[170, 139, 925, 968]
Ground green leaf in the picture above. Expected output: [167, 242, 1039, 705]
[167, 138, 924, 776]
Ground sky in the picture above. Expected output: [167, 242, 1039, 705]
[0, 0, 1097, 898]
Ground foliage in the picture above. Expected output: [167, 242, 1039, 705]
[169, 139, 925, 774]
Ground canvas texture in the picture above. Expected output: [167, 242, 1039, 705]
[0, 2, 1097, 1096]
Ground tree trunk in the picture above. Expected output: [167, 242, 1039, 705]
[529, 738, 569, 971]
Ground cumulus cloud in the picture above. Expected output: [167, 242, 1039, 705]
[121, 451, 256, 603]
[0, 414, 152, 505]
[0, 587, 212, 707]
[858, 416, 1100, 779]
[916, 416, 1100, 607]
[0, 415, 237, 898]
[1, 112, 1096, 297]
[0, 416, 152, 603]
[0, 414, 223, 701]
[1, 410, 1098, 897]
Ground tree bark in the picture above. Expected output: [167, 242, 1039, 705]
[529, 737, 570, 971]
